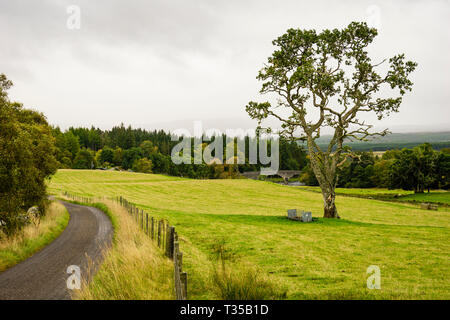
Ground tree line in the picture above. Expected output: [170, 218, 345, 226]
[300, 144, 450, 193]
[51, 124, 308, 179]
[52, 124, 450, 193]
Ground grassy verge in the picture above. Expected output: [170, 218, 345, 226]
[71, 199, 174, 300]
[0, 201, 70, 272]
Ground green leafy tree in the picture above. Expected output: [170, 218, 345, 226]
[132, 157, 153, 173]
[371, 159, 394, 188]
[382, 149, 401, 160]
[435, 151, 450, 189]
[149, 153, 171, 174]
[246, 22, 417, 218]
[63, 131, 80, 161]
[73, 148, 95, 169]
[390, 144, 436, 193]
[112, 147, 123, 167]
[299, 164, 319, 186]
[122, 147, 143, 170]
[338, 152, 375, 188]
[98, 147, 114, 166]
[0, 74, 58, 235]
[140, 140, 158, 158]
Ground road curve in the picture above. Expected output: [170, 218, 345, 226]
[0, 201, 113, 300]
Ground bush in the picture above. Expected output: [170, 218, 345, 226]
[0, 74, 58, 235]
[73, 148, 95, 169]
[132, 157, 153, 173]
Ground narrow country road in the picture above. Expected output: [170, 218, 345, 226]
[0, 201, 113, 300]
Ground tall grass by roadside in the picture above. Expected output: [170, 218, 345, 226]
[73, 199, 174, 300]
[0, 201, 69, 272]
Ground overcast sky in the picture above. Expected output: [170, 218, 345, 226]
[1, 0, 449, 133]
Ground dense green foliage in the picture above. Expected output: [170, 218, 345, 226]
[51, 124, 308, 178]
[0, 74, 58, 235]
[390, 144, 449, 192]
[300, 145, 450, 192]
[245, 22, 417, 218]
[51, 123, 449, 191]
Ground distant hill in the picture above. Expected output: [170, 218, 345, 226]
[300, 131, 450, 151]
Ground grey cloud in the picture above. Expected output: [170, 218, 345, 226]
[0, 0, 448, 132]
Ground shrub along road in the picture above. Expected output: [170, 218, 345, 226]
[0, 201, 113, 300]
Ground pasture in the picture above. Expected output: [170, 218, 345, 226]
[49, 170, 450, 299]
[299, 186, 450, 205]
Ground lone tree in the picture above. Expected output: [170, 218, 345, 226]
[246, 22, 417, 218]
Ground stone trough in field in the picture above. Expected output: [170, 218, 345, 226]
[287, 209, 313, 222]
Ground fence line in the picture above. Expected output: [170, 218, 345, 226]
[62, 191, 188, 300]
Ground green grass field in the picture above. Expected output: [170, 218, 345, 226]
[298, 186, 450, 205]
[49, 170, 450, 299]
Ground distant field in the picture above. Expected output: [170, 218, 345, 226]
[298, 186, 450, 205]
[306, 131, 450, 151]
[49, 170, 450, 299]
[299, 186, 413, 196]
[400, 192, 450, 205]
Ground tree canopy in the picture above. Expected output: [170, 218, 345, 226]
[0, 74, 58, 235]
[246, 22, 417, 217]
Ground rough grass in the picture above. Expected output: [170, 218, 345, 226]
[299, 186, 413, 196]
[49, 170, 450, 299]
[210, 240, 287, 300]
[400, 192, 450, 205]
[72, 199, 174, 300]
[211, 262, 287, 300]
[299, 186, 450, 205]
[0, 201, 69, 272]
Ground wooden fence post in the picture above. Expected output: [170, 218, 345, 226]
[180, 272, 188, 300]
[166, 226, 175, 259]
[139, 209, 141, 228]
[157, 220, 162, 247]
[176, 250, 186, 300]
[112, 196, 187, 300]
[151, 217, 154, 239]
[173, 241, 182, 299]
[161, 220, 167, 251]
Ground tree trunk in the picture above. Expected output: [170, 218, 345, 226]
[415, 184, 424, 193]
[322, 190, 340, 218]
